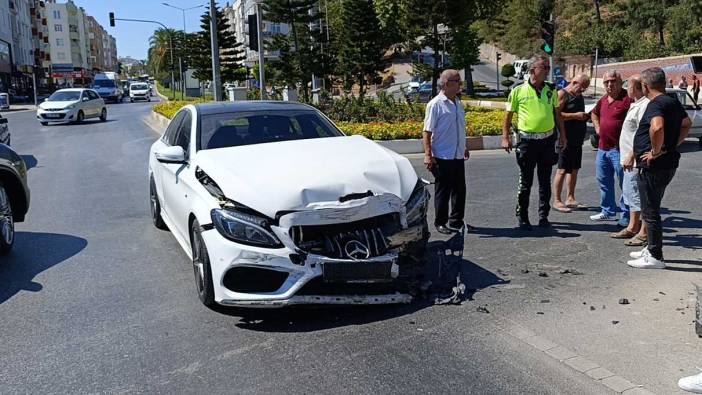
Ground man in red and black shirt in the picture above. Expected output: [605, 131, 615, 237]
[590, 71, 633, 226]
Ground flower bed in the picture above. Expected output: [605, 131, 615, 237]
[153, 100, 508, 138]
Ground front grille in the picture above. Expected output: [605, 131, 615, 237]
[41, 113, 65, 119]
[289, 213, 401, 259]
[43, 108, 63, 112]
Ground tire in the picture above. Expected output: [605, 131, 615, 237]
[149, 177, 167, 230]
[40, 121, 48, 126]
[75, 110, 84, 124]
[147, 97, 151, 102]
[99, 108, 107, 122]
[191, 218, 216, 307]
[130, 98, 134, 103]
[0, 182, 15, 255]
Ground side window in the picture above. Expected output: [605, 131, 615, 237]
[163, 110, 186, 146]
[88, 91, 99, 100]
[174, 111, 192, 153]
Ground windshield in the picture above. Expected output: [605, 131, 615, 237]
[200, 110, 344, 150]
[48, 91, 81, 101]
[131, 84, 148, 90]
[93, 80, 116, 88]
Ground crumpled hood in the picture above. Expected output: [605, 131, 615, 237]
[195, 135, 418, 218]
[40, 100, 77, 110]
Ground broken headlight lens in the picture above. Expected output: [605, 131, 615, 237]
[210, 209, 283, 248]
[405, 179, 429, 226]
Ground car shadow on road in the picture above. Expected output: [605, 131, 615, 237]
[0, 232, 87, 305]
[217, 232, 506, 332]
[20, 154, 37, 170]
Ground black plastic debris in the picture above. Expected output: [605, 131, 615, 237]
[612, 320, 619, 325]
[659, 291, 666, 295]
[538, 272, 549, 278]
[476, 305, 490, 314]
[619, 298, 630, 305]
[590, 306, 596, 311]
[653, 298, 660, 302]
[537, 312, 544, 315]
[560, 268, 584, 275]
[521, 268, 530, 274]
[540, 299, 550, 303]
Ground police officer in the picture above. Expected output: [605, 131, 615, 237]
[501, 55, 567, 230]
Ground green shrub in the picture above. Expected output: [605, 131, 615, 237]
[315, 93, 424, 123]
[501, 64, 516, 79]
[153, 101, 200, 119]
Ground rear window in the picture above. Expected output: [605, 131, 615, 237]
[199, 110, 343, 150]
[131, 84, 148, 90]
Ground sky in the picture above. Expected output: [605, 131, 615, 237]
[72, 0, 233, 60]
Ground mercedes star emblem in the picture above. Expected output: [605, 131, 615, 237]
[344, 239, 371, 260]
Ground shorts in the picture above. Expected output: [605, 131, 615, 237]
[557, 144, 583, 173]
[622, 170, 641, 211]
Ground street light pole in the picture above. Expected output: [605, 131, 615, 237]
[162, 3, 204, 99]
[255, 0, 266, 100]
[111, 16, 176, 100]
[209, 0, 222, 101]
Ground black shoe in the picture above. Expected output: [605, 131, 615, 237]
[538, 218, 551, 228]
[518, 218, 532, 231]
[446, 222, 464, 232]
[435, 225, 455, 235]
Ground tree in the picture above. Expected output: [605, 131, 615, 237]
[147, 28, 177, 82]
[337, 0, 386, 97]
[264, 0, 319, 101]
[191, 8, 247, 86]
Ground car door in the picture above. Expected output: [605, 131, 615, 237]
[160, 109, 193, 240]
[682, 91, 702, 137]
[151, 110, 186, 209]
[78, 91, 91, 116]
[87, 90, 100, 116]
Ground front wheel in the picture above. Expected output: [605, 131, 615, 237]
[75, 110, 84, 124]
[0, 182, 15, 254]
[99, 108, 107, 122]
[191, 219, 216, 307]
[149, 177, 167, 230]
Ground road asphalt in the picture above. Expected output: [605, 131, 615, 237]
[0, 98, 700, 394]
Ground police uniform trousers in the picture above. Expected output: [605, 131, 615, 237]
[431, 158, 466, 227]
[515, 133, 557, 220]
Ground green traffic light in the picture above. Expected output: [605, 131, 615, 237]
[541, 43, 553, 55]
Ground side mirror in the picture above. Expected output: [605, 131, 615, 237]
[155, 145, 186, 164]
[82, 97, 89, 102]
[43, 98, 48, 102]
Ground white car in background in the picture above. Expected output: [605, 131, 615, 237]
[36, 88, 107, 126]
[148, 102, 429, 308]
[129, 83, 151, 102]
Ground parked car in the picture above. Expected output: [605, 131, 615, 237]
[406, 82, 433, 103]
[36, 89, 107, 126]
[0, 143, 29, 254]
[0, 116, 9, 145]
[512, 59, 530, 80]
[408, 76, 423, 92]
[148, 102, 429, 308]
[129, 83, 151, 102]
[585, 88, 702, 147]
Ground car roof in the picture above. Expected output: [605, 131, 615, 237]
[194, 101, 317, 116]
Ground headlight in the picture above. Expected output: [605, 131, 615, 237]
[210, 208, 283, 248]
[405, 179, 429, 226]
[66, 104, 75, 110]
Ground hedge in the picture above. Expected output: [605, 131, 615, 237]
[153, 100, 508, 138]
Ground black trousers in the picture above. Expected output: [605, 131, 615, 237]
[637, 167, 676, 260]
[431, 158, 466, 227]
[515, 135, 557, 220]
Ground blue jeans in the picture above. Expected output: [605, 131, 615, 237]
[596, 149, 629, 222]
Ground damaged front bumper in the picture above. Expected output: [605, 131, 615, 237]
[203, 192, 429, 307]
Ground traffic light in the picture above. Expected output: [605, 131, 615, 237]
[109, 12, 115, 27]
[496, 52, 502, 62]
[117, 62, 123, 74]
[541, 21, 555, 55]
[248, 14, 258, 51]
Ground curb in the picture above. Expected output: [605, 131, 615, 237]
[144, 110, 169, 135]
[144, 110, 506, 153]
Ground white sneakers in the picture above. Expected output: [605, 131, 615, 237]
[590, 212, 618, 221]
[679, 370, 702, 394]
[627, 247, 666, 269]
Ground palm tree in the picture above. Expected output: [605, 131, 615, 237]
[147, 28, 176, 82]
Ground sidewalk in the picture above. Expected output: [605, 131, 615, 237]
[1, 103, 37, 113]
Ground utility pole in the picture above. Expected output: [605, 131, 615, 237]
[255, 0, 266, 99]
[593, 47, 599, 97]
[162, 3, 204, 99]
[549, 13, 554, 83]
[209, 0, 222, 101]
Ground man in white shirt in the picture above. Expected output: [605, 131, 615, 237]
[423, 69, 470, 234]
[611, 74, 650, 246]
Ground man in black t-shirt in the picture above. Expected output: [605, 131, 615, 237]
[627, 67, 691, 269]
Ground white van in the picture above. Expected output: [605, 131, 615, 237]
[92, 72, 123, 103]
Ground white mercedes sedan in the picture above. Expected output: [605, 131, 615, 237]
[149, 102, 429, 308]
